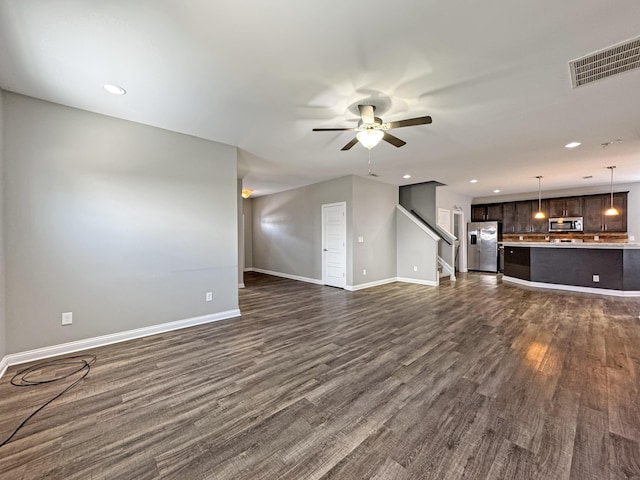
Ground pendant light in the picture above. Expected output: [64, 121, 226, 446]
[534, 176, 545, 219]
[605, 166, 619, 216]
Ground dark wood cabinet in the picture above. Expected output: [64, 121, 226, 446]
[502, 202, 516, 233]
[486, 204, 503, 221]
[514, 201, 532, 233]
[472, 191, 627, 234]
[472, 203, 503, 222]
[471, 205, 487, 222]
[530, 199, 549, 233]
[583, 193, 627, 232]
[548, 196, 582, 217]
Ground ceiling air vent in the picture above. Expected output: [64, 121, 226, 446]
[569, 36, 640, 88]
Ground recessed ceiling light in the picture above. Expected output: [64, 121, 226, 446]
[403, 174, 411, 179]
[493, 189, 501, 193]
[103, 84, 126, 95]
[469, 179, 478, 183]
[565, 142, 581, 149]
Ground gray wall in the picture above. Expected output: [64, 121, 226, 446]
[352, 176, 397, 284]
[396, 209, 438, 283]
[251, 176, 353, 283]
[474, 182, 640, 241]
[3, 93, 238, 353]
[0, 91, 6, 360]
[243, 198, 253, 269]
[399, 182, 438, 224]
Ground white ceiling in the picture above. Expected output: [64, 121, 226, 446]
[1, 1, 639, 198]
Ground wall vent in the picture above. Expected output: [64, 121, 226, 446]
[569, 36, 640, 88]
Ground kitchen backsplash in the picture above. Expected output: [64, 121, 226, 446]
[502, 232, 628, 243]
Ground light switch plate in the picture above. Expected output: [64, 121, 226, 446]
[62, 312, 73, 325]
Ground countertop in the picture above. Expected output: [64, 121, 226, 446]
[500, 242, 640, 249]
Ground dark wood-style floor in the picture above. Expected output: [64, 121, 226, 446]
[1, 272, 640, 479]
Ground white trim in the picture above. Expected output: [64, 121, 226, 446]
[238, 283, 246, 289]
[345, 277, 397, 291]
[396, 205, 441, 241]
[251, 268, 324, 285]
[397, 277, 439, 287]
[243, 267, 254, 272]
[0, 356, 8, 379]
[4, 309, 241, 369]
[502, 276, 640, 297]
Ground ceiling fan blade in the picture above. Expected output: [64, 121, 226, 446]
[341, 137, 359, 151]
[358, 105, 376, 125]
[383, 132, 407, 148]
[385, 116, 432, 129]
[312, 127, 356, 131]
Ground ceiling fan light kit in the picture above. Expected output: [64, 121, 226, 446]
[313, 104, 432, 151]
[356, 129, 384, 149]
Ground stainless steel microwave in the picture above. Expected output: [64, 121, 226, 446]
[548, 217, 583, 232]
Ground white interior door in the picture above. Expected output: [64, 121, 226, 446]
[322, 202, 346, 288]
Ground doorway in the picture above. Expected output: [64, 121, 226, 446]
[322, 202, 346, 288]
[453, 210, 467, 272]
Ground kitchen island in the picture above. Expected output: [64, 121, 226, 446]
[501, 242, 640, 296]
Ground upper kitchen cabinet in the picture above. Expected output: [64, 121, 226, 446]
[514, 201, 533, 233]
[530, 199, 549, 233]
[583, 192, 628, 232]
[502, 202, 516, 233]
[548, 196, 582, 217]
[471, 205, 487, 222]
[471, 203, 503, 222]
[486, 204, 503, 221]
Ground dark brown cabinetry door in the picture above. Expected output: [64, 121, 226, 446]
[565, 197, 583, 216]
[502, 202, 516, 233]
[583, 195, 605, 232]
[514, 201, 532, 233]
[471, 205, 486, 222]
[486, 204, 503, 221]
[548, 198, 565, 217]
[604, 193, 627, 232]
[530, 199, 549, 233]
[548, 197, 582, 217]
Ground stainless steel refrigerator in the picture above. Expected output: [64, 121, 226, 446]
[467, 221, 500, 273]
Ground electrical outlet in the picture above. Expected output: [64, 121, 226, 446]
[62, 312, 73, 326]
[594, 235, 599, 241]
[205, 292, 213, 302]
[519, 235, 523, 241]
[630, 235, 635, 241]
[592, 275, 600, 283]
[357, 236, 364, 243]
[413, 266, 418, 272]
[362, 269, 367, 276]
[544, 236, 549, 241]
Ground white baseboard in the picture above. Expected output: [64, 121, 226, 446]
[397, 277, 439, 287]
[3, 309, 241, 371]
[243, 267, 254, 272]
[251, 268, 324, 285]
[238, 283, 245, 289]
[345, 277, 397, 291]
[0, 355, 8, 380]
[502, 276, 640, 297]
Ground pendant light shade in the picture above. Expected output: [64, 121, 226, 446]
[605, 166, 619, 216]
[356, 129, 384, 149]
[534, 175, 545, 219]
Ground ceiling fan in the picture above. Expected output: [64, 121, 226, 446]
[312, 104, 432, 150]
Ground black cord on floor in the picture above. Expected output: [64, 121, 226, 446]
[0, 354, 96, 447]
